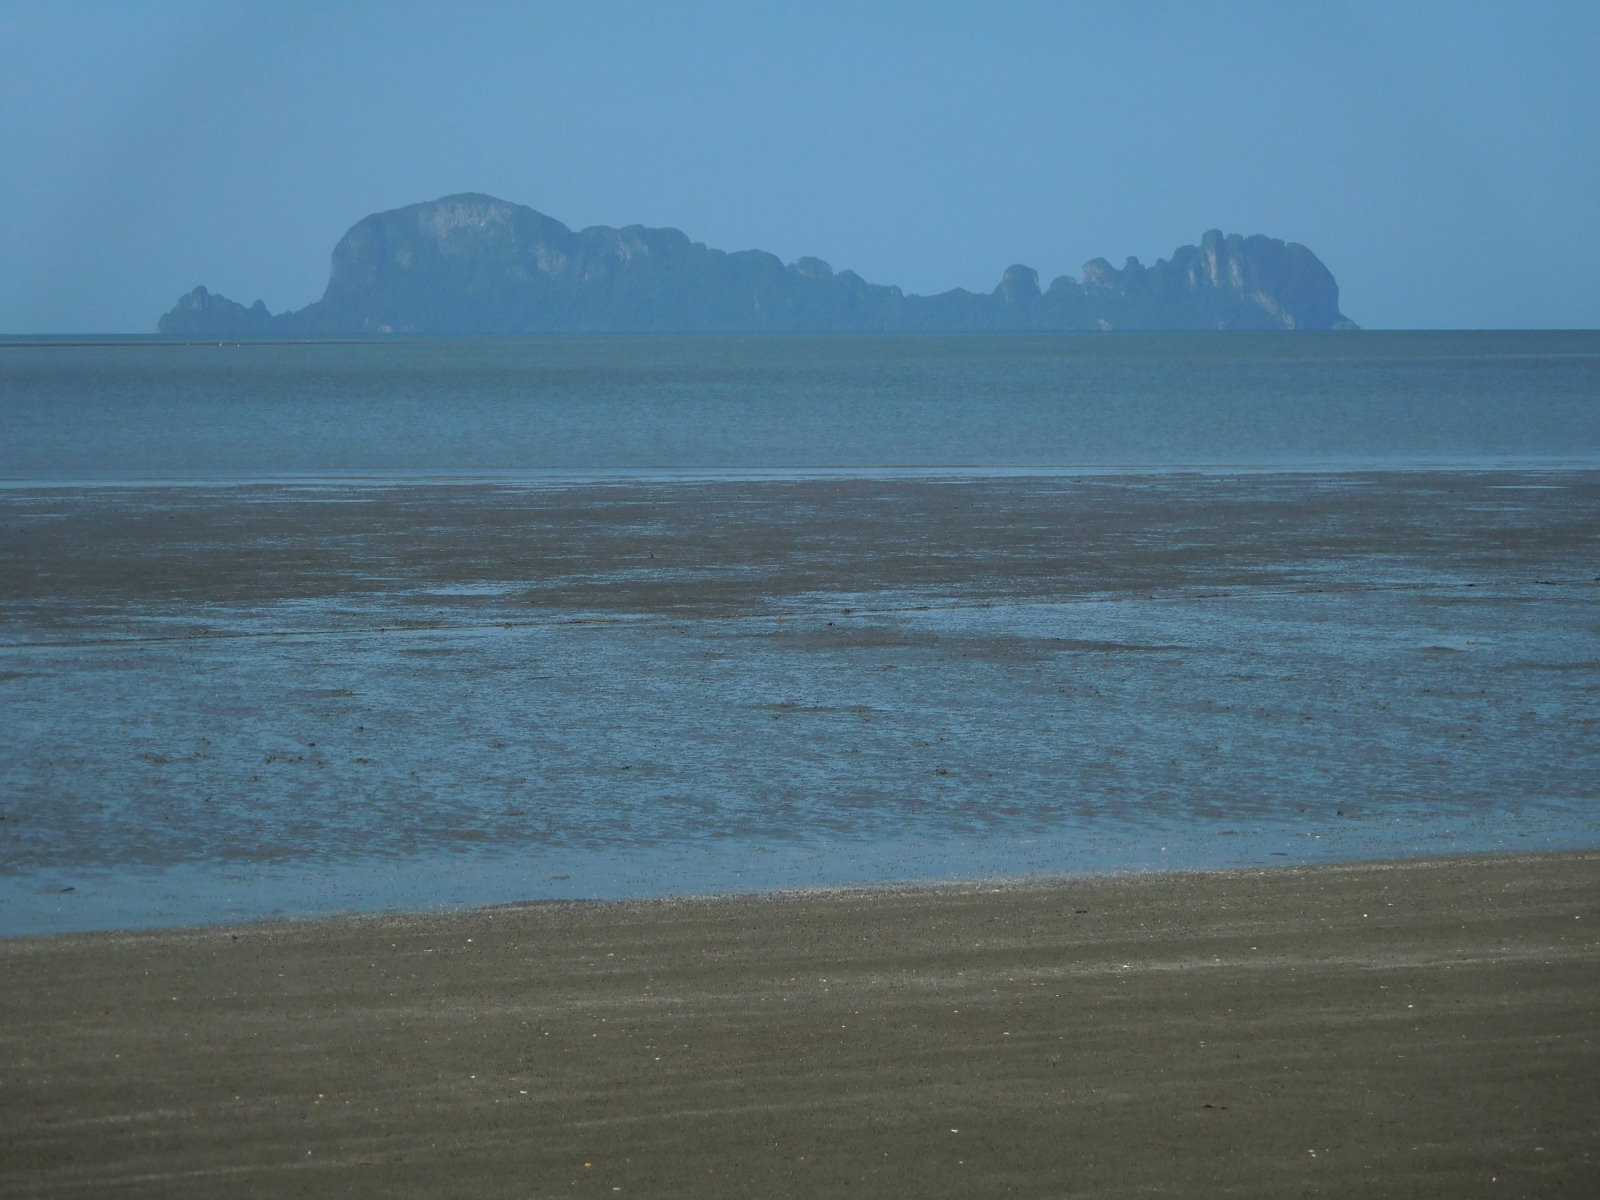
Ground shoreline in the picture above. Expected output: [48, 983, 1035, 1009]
[5, 458, 1600, 490]
[8, 843, 1595, 940]
[9, 826, 1600, 939]
[5, 849, 1596, 1197]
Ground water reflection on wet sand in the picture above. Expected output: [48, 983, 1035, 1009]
[3, 469, 1596, 932]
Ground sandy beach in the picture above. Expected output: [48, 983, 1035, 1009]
[3, 851, 1596, 1197]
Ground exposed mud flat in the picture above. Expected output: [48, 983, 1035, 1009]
[2, 470, 1597, 932]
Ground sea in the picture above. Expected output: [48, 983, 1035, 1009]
[2, 331, 1597, 934]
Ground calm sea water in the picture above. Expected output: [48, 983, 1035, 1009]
[4, 331, 1599, 479]
[2, 332, 1597, 934]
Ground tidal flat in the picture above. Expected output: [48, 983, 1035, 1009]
[2, 469, 1597, 932]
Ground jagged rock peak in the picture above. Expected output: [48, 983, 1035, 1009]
[158, 286, 274, 337]
[791, 256, 834, 279]
[994, 264, 1042, 303]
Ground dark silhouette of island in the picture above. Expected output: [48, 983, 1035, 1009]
[159, 193, 1357, 335]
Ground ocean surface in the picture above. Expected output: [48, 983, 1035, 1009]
[2, 331, 1597, 934]
[5, 331, 1599, 480]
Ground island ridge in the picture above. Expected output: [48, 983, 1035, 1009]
[159, 193, 1358, 335]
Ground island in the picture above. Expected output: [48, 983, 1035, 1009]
[159, 193, 1358, 335]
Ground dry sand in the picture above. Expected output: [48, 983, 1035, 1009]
[4, 851, 1596, 1198]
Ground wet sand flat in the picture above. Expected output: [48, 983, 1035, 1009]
[2, 470, 1598, 930]
[3, 851, 1597, 1198]
[6, 470, 1600, 632]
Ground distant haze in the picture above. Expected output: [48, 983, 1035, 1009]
[3, 0, 1597, 333]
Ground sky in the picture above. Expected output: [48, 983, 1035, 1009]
[2, 0, 1597, 333]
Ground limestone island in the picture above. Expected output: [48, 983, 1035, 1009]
[159, 193, 1358, 335]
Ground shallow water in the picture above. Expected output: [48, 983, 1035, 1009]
[3, 467, 1596, 934]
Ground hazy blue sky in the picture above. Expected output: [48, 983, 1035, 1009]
[3, 0, 1596, 332]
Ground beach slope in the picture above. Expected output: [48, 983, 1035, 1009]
[3, 851, 1596, 1197]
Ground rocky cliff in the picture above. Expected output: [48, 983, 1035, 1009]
[159, 194, 1357, 335]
